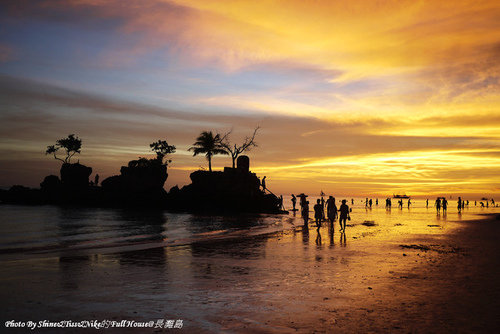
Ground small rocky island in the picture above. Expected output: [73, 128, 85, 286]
[0, 132, 283, 214]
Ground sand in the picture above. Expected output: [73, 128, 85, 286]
[2, 213, 500, 333]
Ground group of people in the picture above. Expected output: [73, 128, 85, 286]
[291, 194, 351, 233]
[431, 197, 471, 213]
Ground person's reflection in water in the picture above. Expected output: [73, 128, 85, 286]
[302, 224, 309, 245]
[316, 229, 322, 246]
[340, 232, 347, 246]
[328, 224, 334, 247]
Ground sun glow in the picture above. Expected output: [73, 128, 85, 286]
[1, 0, 500, 197]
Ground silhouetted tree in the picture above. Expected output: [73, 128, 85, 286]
[150, 140, 176, 166]
[221, 127, 260, 168]
[189, 131, 228, 172]
[45, 134, 82, 164]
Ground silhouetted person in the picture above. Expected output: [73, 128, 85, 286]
[351, 199, 354, 205]
[94, 174, 99, 186]
[376, 198, 378, 206]
[426, 199, 429, 208]
[339, 199, 350, 233]
[407, 199, 411, 208]
[261, 176, 266, 192]
[314, 199, 323, 228]
[302, 200, 310, 225]
[442, 198, 448, 212]
[369, 199, 372, 208]
[320, 196, 326, 220]
[298, 194, 307, 216]
[326, 196, 337, 225]
[435, 198, 441, 213]
[398, 199, 403, 209]
[291, 194, 297, 211]
[458, 197, 462, 213]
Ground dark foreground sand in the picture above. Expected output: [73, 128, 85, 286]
[2, 214, 500, 333]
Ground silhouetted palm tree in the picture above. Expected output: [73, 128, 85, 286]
[189, 131, 228, 172]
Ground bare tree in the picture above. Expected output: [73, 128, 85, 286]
[220, 127, 260, 168]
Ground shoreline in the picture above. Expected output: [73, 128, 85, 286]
[1, 212, 499, 333]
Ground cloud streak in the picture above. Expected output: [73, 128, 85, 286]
[1, 1, 500, 197]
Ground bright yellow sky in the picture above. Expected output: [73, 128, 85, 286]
[1, 0, 499, 198]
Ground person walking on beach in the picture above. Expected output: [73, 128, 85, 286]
[442, 198, 448, 213]
[435, 198, 441, 213]
[326, 196, 338, 225]
[458, 197, 462, 213]
[407, 199, 411, 208]
[302, 200, 310, 225]
[314, 199, 323, 228]
[339, 199, 350, 233]
[291, 194, 297, 211]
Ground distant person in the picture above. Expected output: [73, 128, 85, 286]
[435, 198, 441, 213]
[291, 194, 297, 211]
[398, 199, 403, 209]
[320, 196, 326, 220]
[326, 196, 338, 224]
[457, 197, 462, 213]
[426, 199, 429, 208]
[314, 199, 323, 228]
[407, 199, 411, 208]
[339, 199, 350, 233]
[442, 198, 448, 212]
[298, 194, 307, 216]
[302, 201, 310, 225]
[94, 174, 99, 186]
[261, 176, 266, 192]
[369, 199, 372, 208]
[351, 199, 354, 205]
[375, 198, 378, 206]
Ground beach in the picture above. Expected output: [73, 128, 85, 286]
[1, 204, 500, 333]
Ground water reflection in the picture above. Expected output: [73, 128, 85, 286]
[59, 255, 94, 290]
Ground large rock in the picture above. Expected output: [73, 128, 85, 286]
[101, 162, 168, 207]
[169, 156, 280, 213]
[60, 163, 92, 190]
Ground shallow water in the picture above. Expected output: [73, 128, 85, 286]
[0, 198, 497, 259]
[1, 201, 499, 333]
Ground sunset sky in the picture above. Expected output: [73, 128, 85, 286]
[1, 0, 500, 198]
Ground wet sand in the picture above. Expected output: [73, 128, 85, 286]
[2, 213, 500, 333]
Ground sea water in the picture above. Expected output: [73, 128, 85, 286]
[0, 197, 498, 259]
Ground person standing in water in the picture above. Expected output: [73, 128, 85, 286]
[339, 199, 350, 233]
[457, 197, 462, 213]
[291, 194, 297, 211]
[314, 199, 323, 229]
[435, 198, 441, 213]
[326, 196, 338, 225]
[302, 200, 310, 225]
[442, 198, 448, 213]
